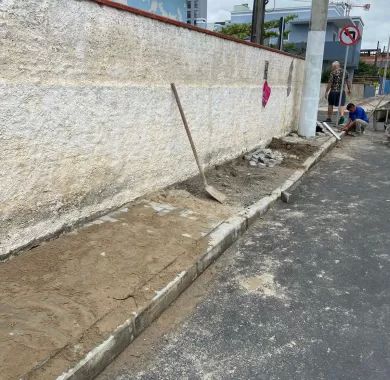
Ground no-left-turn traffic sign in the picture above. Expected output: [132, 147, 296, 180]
[339, 25, 361, 46]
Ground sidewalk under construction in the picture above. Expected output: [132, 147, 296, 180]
[2, 0, 389, 378]
[1, 134, 334, 380]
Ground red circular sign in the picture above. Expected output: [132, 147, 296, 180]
[339, 25, 361, 46]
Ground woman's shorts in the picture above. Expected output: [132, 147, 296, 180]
[328, 91, 346, 106]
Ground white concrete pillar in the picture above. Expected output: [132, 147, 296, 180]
[298, 0, 329, 137]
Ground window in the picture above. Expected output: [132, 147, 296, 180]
[194, 0, 199, 8]
[194, 10, 199, 18]
[187, 1, 191, 9]
[187, 10, 191, 19]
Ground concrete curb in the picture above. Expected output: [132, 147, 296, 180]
[56, 136, 338, 380]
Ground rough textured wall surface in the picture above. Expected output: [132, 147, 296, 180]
[0, 0, 304, 259]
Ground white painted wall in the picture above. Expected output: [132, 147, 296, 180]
[0, 0, 304, 259]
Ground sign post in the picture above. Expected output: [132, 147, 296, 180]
[381, 35, 390, 95]
[336, 25, 361, 127]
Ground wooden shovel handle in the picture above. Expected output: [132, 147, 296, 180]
[171, 83, 208, 186]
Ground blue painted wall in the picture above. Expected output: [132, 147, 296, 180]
[231, 4, 345, 25]
[381, 79, 390, 95]
[231, 13, 251, 24]
[364, 84, 375, 98]
[124, 0, 186, 22]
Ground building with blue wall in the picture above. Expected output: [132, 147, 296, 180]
[229, 3, 364, 76]
[114, 0, 187, 22]
[230, 3, 348, 24]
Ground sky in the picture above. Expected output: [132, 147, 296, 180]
[208, 0, 389, 49]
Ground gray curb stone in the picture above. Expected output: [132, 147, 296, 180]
[54, 136, 338, 380]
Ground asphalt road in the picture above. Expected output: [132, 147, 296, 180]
[99, 129, 390, 380]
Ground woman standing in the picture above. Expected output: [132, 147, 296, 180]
[325, 61, 352, 125]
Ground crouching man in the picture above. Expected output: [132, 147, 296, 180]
[342, 103, 369, 135]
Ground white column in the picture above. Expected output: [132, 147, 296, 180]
[298, 0, 329, 137]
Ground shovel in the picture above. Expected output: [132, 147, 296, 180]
[171, 83, 226, 204]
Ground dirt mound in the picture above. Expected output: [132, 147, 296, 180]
[269, 138, 319, 160]
[174, 136, 326, 207]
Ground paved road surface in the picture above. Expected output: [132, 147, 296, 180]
[99, 129, 390, 380]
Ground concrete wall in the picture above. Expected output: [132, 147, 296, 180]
[0, 0, 304, 259]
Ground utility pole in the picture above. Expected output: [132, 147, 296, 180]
[298, 0, 329, 137]
[278, 17, 286, 51]
[374, 40, 380, 68]
[381, 35, 390, 95]
[251, 0, 267, 45]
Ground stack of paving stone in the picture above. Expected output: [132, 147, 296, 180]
[245, 148, 284, 168]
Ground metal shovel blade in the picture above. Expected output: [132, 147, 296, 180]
[205, 184, 227, 204]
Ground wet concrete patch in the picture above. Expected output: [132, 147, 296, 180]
[239, 274, 288, 299]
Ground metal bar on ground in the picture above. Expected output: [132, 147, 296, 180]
[322, 122, 342, 140]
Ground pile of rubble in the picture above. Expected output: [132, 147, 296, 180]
[244, 148, 284, 168]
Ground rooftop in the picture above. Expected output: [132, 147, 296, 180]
[231, 3, 347, 15]
[291, 15, 364, 28]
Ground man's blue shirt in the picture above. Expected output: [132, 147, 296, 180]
[349, 106, 369, 123]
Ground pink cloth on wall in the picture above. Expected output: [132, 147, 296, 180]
[262, 81, 271, 107]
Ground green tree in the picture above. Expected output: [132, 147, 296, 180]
[355, 60, 379, 77]
[220, 14, 297, 42]
[379, 67, 390, 79]
[354, 60, 389, 79]
[263, 14, 297, 40]
[220, 23, 251, 40]
[321, 60, 387, 84]
[321, 68, 331, 83]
